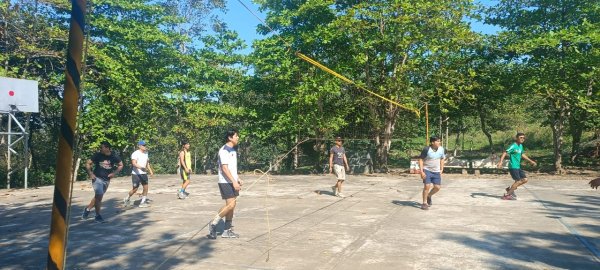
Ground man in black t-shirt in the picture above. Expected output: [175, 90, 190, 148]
[82, 141, 123, 223]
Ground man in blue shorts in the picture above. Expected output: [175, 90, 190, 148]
[497, 132, 537, 200]
[207, 129, 243, 239]
[83, 141, 123, 222]
[418, 136, 446, 210]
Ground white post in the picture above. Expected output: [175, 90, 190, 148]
[6, 112, 11, 189]
[23, 113, 30, 189]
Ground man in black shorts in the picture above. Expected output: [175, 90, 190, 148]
[208, 129, 243, 239]
[124, 140, 154, 207]
[497, 133, 537, 200]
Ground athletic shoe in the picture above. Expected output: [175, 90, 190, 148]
[82, 208, 91, 219]
[208, 222, 217, 239]
[94, 215, 105, 223]
[123, 196, 130, 206]
[427, 196, 432, 206]
[502, 194, 516, 200]
[138, 201, 149, 208]
[221, 229, 239, 238]
[337, 193, 346, 198]
[421, 203, 429, 210]
[177, 192, 187, 199]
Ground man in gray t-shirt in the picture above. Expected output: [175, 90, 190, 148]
[329, 136, 350, 197]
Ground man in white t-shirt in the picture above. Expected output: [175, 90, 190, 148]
[124, 140, 154, 207]
[208, 129, 243, 239]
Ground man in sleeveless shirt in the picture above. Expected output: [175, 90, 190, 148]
[178, 141, 192, 199]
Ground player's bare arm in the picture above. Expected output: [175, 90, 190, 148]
[497, 152, 507, 168]
[222, 164, 240, 191]
[328, 153, 334, 174]
[418, 158, 426, 180]
[343, 154, 349, 171]
[86, 159, 95, 180]
[522, 154, 537, 166]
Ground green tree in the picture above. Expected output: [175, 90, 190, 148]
[485, 0, 600, 173]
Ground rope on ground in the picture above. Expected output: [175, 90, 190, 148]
[154, 138, 311, 269]
[235, 0, 420, 117]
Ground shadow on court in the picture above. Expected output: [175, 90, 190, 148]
[0, 191, 217, 270]
[439, 229, 598, 269]
[470, 192, 502, 199]
[391, 200, 421, 208]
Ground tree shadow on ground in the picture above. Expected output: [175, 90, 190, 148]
[439, 229, 600, 269]
[0, 195, 217, 270]
[531, 193, 600, 218]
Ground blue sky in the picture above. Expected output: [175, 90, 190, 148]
[220, 0, 501, 54]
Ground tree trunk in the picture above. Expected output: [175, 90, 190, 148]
[375, 104, 398, 172]
[569, 110, 586, 164]
[551, 103, 567, 174]
[477, 103, 494, 155]
[453, 128, 460, 156]
[293, 135, 299, 170]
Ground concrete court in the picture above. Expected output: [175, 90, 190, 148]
[1, 173, 599, 270]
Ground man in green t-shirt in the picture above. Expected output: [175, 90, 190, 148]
[497, 132, 537, 200]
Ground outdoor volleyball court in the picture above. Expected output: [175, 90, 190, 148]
[1, 173, 598, 269]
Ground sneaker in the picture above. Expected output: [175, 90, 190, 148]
[427, 196, 432, 206]
[502, 194, 516, 200]
[207, 222, 217, 239]
[177, 192, 187, 199]
[421, 203, 429, 210]
[138, 201, 149, 208]
[82, 208, 91, 219]
[337, 193, 346, 198]
[123, 196, 130, 206]
[221, 229, 239, 238]
[94, 215, 105, 223]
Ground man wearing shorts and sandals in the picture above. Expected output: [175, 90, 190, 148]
[419, 136, 446, 210]
[329, 136, 350, 197]
[124, 140, 154, 207]
[497, 132, 537, 200]
[83, 141, 123, 222]
[178, 141, 192, 199]
[208, 129, 243, 239]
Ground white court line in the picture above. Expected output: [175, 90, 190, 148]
[525, 186, 600, 264]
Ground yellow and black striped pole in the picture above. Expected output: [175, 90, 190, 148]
[47, 0, 86, 269]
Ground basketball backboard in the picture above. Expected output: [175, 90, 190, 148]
[0, 77, 39, 113]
